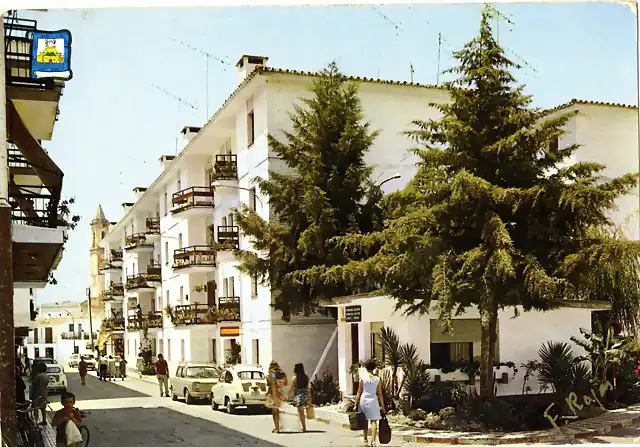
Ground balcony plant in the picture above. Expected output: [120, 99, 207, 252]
[192, 284, 206, 293]
[214, 242, 238, 251]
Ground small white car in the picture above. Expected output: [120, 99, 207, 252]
[68, 353, 97, 370]
[170, 362, 222, 404]
[210, 365, 268, 414]
[33, 359, 67, 394]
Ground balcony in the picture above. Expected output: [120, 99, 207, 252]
[145, 217, 161, 242]
[170, 304, 214, 326]
[60, 332, 98, 340]
[124, 233, 154, 253]
[110, 249, 123, 265]
[4, 16, 66, 141]
[125, 272, 160, 292]
[173, 246, 216, 274]
[171, 186, 214, 217]
[101, 317, 125, 332]
[100, 283, 124, 302]
[216, 225, 240, 250]
[218, 296, 241, 322]
[127, 311, 163, 331]
[212, 154, 238, 181]
[99, 258, 122, 273]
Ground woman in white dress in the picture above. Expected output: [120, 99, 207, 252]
[355, 358, 386, 447]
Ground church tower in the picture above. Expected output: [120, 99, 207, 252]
[90, 204, 110, 307]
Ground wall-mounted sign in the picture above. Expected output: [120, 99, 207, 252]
[345, 305, 362, 323]
[31, 29, 73, 81]
[220, 326, 240, 338]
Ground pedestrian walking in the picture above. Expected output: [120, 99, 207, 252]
[24, 355, 31, 376]
[155, 354, 170, 397]
[289, 363, 312, 433]
[119, 357, 127, 380]
[136, 352, 144, 378]
[78, 356, 88, 385]
[265, 361, 287, 433]
[98, 356, 108, 381]
[355, 358, 386, 447]
[31, 362, 49, 425]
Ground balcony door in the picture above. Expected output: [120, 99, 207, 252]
[207, 280, 216, 306]
[44, 327, 53, 344]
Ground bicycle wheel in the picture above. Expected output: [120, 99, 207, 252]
[77, 425, 90, 447]
[27, 423, 45, 447]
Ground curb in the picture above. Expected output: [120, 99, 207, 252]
[281, 404, 640, 445]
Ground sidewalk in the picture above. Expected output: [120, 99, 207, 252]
[280, 403, 640, 445]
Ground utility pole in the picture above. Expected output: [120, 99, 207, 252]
[86, 288, 94, 354]
[0, 14, 18, 444]
[436, 32, 442, 85]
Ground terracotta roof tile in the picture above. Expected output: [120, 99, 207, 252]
[543, 98, 638, 115]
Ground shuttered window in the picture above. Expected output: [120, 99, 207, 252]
[430, 319, 500, 363]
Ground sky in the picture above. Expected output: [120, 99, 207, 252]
[21, 3, 637, 304]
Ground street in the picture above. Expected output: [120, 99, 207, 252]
[52, 372, 424, 446]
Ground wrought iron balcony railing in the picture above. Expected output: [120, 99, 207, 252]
[127, 311, 163, 331]
[124, 233, 153, 250]
[216, 225, 240, 249]
[146, 217, 160, 235]
[212, 154, 238, 181]
[4, 16, 55, 89]
[110, 249, 123, 261]
[101, 317, 125, 332]
[218, 296, 241, 322]
[173, 246, 216, 270]
[125, 273, 160, 290]
[99, 258, 122, 272]
[171, 187, 214, 214]
[171, 304, 211, 326]
[60, 331, 98, 340]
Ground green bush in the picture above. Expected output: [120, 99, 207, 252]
[310, 367, 340, 406]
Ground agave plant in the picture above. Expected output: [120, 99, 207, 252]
[537, 341, 578, 395]
[402, 359, 432, 409]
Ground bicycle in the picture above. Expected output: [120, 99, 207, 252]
[16, 401, 45, 447]
[47, 404, 91, 447]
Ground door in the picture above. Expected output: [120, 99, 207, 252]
[207, 281, 216, 306]
[173, 366, 183, 392]
[350, 323, 359, 393]
[45, 347, 54, 359]
[44, 327, 53, 344]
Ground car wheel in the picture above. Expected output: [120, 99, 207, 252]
[184, 389, 193, 405]
[171, 390, 178, 401]
[225, 397, 234, 414]
[211, 394, 219, 410]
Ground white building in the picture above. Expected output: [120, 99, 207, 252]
[99, 54, 453, 376]
[24, 301, 100, 367]
[327, 100, 639, 397]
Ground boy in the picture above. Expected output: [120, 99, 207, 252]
[51, 392, 82, 447]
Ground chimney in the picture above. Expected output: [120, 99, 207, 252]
[121, 202, 134, 214]
[132, 187, 147, 201]
[236, 55, 268, 84]
[180, 126, 201, 151]
[159, 155, 175, 172]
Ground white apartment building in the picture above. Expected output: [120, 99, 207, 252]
[24, 301, 100, 366]
[99, 54, 452, 376]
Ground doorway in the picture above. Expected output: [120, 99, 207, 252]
[45, 347, 54, 359]
[350, 323, 359, 393]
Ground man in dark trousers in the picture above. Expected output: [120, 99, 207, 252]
[155, 354, 170, 397]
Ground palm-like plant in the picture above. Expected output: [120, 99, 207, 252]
[538, 341, 577, 395]
[571, 327, 629, 384]
[378, 327, 403, 396]
[402, 359, 432, 409]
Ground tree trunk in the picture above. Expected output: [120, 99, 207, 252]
[479, 300, 499, 398]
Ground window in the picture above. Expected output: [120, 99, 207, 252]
[34, 348, 40, 358]
[249, 187, 257, 211]
[101, 231, 105, 239]
[179, 286, 184, 304]
[247, 110, 255, 147]
[211, 339, 217, 364]
[165, 242, 169, 265]
[176, 366, 183, 378]
[228, 213, 234, 226]
[29, 288, 33, 296]
[429, 319, 498, 367]
[45, 347, 54, 358]
[68, 324, 74, 332]
[238, 371, 265, 380]
[252, 339, 259, 365]
[370, 322, 384, 363]
[34, 329, 39, 344]
[159, 339, 164, 357]
[74, 346, 79, 354]
[44, 327, 53, 344]
[167, 339, 171, 361]
[221, 216, 227, 227]
[78, 324, 82, 333]
[166, 290, 170, 307]
[178, 233, 183, 249]
[229, 277, 235, 296]
[251, 274, 258, 297]
[164, 192, 168, 216]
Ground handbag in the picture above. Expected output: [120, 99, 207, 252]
[306, 406, 315, 420]
[348, 411, 367, 431]
[378, 414, 392, 445]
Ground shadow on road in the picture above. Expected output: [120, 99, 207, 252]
[84, 407, 297, 446]
[67, 372, 148, 400]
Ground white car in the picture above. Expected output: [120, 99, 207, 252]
[33, 358, 67, 393]
[170, 362, 222, 404]
[210, 365, 268, 414]
[68, 353, 97, 371]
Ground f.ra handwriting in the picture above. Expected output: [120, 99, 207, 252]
[543, 381, 613, 431]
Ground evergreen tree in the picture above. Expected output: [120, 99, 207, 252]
[294, 7, 640, 397]
[233, 62, 383, 319]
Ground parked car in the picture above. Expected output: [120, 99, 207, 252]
[170, 362, 222, 404]
[44, 363, 67, 394]
[68, 353, 97, 370]
[210, 365, 268, 414]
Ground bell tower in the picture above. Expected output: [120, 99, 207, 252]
[90, 204, 110, 306]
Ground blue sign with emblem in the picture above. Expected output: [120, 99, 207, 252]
[30, 29, 73, 81]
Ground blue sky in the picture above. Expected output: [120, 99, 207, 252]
[23, 3, 637, 304]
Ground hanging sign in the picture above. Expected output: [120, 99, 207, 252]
[345, 305, 362, 323]
[30, 29, 73, 81]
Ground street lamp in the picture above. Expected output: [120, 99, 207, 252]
[64, 310, 76, 353]
[210, 180, 263, 206]
[86, 288, 94, 353]
[378, 174, 401, 189]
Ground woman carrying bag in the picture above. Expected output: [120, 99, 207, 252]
[289, 363, 314, 433]
[355, 358, 386, 447]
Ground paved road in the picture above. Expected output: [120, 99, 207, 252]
[57, 372, 423, 446]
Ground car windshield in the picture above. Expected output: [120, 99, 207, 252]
[237, 371, 265, 380]
[186, 367, 219, 379]
[81, 354, 95, 360]
[36, 358, 55, 364]
[48, 366, 61, 373]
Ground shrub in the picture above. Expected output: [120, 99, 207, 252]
[310, 368, 340, 406]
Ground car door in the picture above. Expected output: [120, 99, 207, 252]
[215, 370, 230, 404]
[173, 366, 183, 393]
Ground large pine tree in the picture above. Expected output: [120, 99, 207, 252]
[234, 62, 383, 319]
[294, 7, 640, 397]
